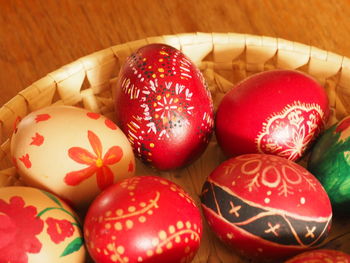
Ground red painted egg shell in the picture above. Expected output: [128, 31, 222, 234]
[84, 175, 202, 263]
[200, 154, 332, 260]
[0, 186, 85, 263]
[114, 43, 214, 170]
[10, 105, 135, 208]
[285, 249, 350, 263]
[215, 69, 329, 161]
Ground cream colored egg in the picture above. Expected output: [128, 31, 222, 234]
[10, 105, 135, 208]
[0, 186, 85, 263]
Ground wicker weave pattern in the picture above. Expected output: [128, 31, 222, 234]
[0, 32, 349, 262]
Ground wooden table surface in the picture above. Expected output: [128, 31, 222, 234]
[1, 0, 350, 107]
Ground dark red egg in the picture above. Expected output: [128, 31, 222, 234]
[84, 175, 202, 263]
[200, 154, 332, 260]
[215, 69, 329, 161]
[114, 43, 214, 170]
[285, 249, 350, 263]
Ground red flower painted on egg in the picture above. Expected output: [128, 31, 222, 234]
[0, 196, 44, 263]
[46, 217, 74, 244]
[64, 130, 123, 190]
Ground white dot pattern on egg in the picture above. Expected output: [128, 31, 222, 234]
[10, 105, 135, 208]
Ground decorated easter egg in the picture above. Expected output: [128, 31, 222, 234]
[114, 43, 214, 170]
[215, 69, 329, 161]
[308, 116, 350, 214]
[84, 175, 202, 263]
[10, 105, 135, 208]
[285, 249, 350, 263]
[200, 154, 332, 260]
[0, 186, 85, 263]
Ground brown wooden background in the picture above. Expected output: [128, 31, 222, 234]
[1, 0, 350, 107]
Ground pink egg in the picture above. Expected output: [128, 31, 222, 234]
[200, 154, 332, 260]
[114, 43, 214, 170]
[84, 176, 202, 263]
[215, 69, 329, 161]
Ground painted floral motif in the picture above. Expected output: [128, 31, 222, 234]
[46, 217, 74, 244]
[230, 155, 317, 197]
[30, 132, 44, 146]
[35, 113, 51, 123]
[19, 153, 31, 168]
[256, 101, 324, 161]
[0, 196, 44, 263]
[64, 130, 123, 190]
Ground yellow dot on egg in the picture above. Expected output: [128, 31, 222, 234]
[178, 107, 183, 112]
[153, 102, 157, 107]
[143, 58, 147, 61]
[107, 243, 114, 251]
[111, 255, 118, 262]
[148, 210, 153, 215]
[156, 95, 162, 100]
[116, 209, 123, 216]
[148, 65, 152, 69]
[159, 230, 167, 240]
[137, 257, 143, 262]
[97, 248, 101, 253]
[169, 225, 175, 234]
[128, 206, 136, 212]
[174, 98, 179, 103]
[140, 202, 146, 207]
[139, 216, 146, 223]
[185, 221, 191, 229]
[148, 152, 152, 156]
[156, 247, 163, 254]
[155, 114, 159, 119]
[117, 246, 125, 254]
[177, 221, 184, 229]
[158, 58, 164, 62]
[175, 236, 181, 243]
[105, 223, 112, 229]
[166, 242, 173, 249]
[114, 222, 123, 231]
[105, 210, 112, 217]
[158, 68, 164, 72]
[126, 220, 134, 229]
[160, 74, 165, 78]
[146, 250, 154, 257]
[166, 93, 170, 98]
[150, 143, 155, 148]
[152, 74, 156, 78]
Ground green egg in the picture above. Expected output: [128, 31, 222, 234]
[308, 116, 350, 214]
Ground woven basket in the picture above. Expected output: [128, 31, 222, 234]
[1, 32, 350, 262]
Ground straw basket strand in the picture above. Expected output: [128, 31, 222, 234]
[0, 32, 350, 262]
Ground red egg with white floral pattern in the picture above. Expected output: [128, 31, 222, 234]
[84, 175, 202, 263]
[114, 43, 214, 170]
[0, 186, 85, 263]
[285, 249, 350, 263]
[10, 105, 135, 208]
[215, 69, 329, 161]
[200, 154, 332, 260]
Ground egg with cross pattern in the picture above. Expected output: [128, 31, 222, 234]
[200, 153, 332, 261]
